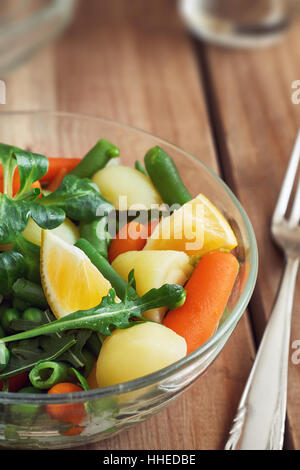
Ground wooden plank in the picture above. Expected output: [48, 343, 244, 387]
[202, 22, 300, 449]
[1, 0, 255, 449]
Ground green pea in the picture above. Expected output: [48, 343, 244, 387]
[0, 302, 11, 317]
[1, 308, 20, 333]
[0, 343, 10, 372]
[22, 307, 44, 323]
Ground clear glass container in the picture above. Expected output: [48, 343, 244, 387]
[0, 111, 258, 449]
[179, 0, 299, 48]
[0, 0, 78, 76]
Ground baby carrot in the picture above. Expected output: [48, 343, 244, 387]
[39, 158, 82, 183]
[46, 382, 86, 425]
[108, 220, 158, 264]
[163, 250, 239, 354]
[46, 167, 68, 192]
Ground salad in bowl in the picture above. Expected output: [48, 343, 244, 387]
[0, 111, 257, 449]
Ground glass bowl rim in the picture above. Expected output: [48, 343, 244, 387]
[0, 110, 258, 404]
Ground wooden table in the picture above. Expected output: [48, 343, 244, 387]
[2, 0, 300, 450]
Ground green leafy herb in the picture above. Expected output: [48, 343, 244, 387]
[0, 144, 114, 244]
[13, 235, 41, 284]
[59, 329, 93, 369]
[0, 251, 26, 296]
[12, 149, 48, 200]
[0, 195, 31, 244]
[71, 368, 90, 391]
[0, 335, 76, 379]
[0, 283, 186, 344]
[0, 143, 46, 199]
[35, 174, 113, 224]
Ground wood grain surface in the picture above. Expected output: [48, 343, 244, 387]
[2, 0, 299, 450]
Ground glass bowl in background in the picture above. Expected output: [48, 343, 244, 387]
[0, 111, 258, 449]
[179, 0, 300, 49]
[0, 0, 78, 77]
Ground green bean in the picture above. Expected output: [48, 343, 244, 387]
[12, 279, 48, 309]
[22, 307, 44, 323]
[20, 386, 41, 393]
[1, 308, 20, 333]
[12, 297, 31, 311]
[79, 218, 111, 258]
[0, 342, 10, 371]
[69, 138, 120, 179]
[134, 160, 148, 176]
[74, 238, 135, 300]
[144, 146, 192, 207]
[29, 361, 71, 390]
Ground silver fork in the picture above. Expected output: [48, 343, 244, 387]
[225, 129, 300, 450]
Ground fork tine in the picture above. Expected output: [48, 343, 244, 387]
[272, 129, 300, 224]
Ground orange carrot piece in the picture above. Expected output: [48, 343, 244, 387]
[47, 167, 68, 192]
[46, 383, 86, 425]
[40, 158, 82, 182]
[163, 250, 239, 354]
[108, 220, 159, 264]
[63, 426, 84, 436]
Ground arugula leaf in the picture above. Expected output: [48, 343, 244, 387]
[0, 335, 76, 379]
[10, 311, 93, 370]
[0, 283, 186, 343]
[0, 251, 25, 296]
[71, 368, 90, 391]
[59, 329, 92, 369]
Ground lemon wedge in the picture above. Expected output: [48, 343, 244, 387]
[144, 193, 238, 256]
[41, 230, 112, 319]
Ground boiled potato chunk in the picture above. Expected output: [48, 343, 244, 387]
[92, 165, 162, 210]
[112, 250, 193, 322]
[96, 322, 187, 387]
[23, 217, 79, 247]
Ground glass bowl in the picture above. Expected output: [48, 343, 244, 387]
[0, 0, 78, 77]
[0, 110, 258, 449]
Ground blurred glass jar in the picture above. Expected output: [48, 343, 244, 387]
[0, 0, 78, 76]
[179, 0, 300, 48]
